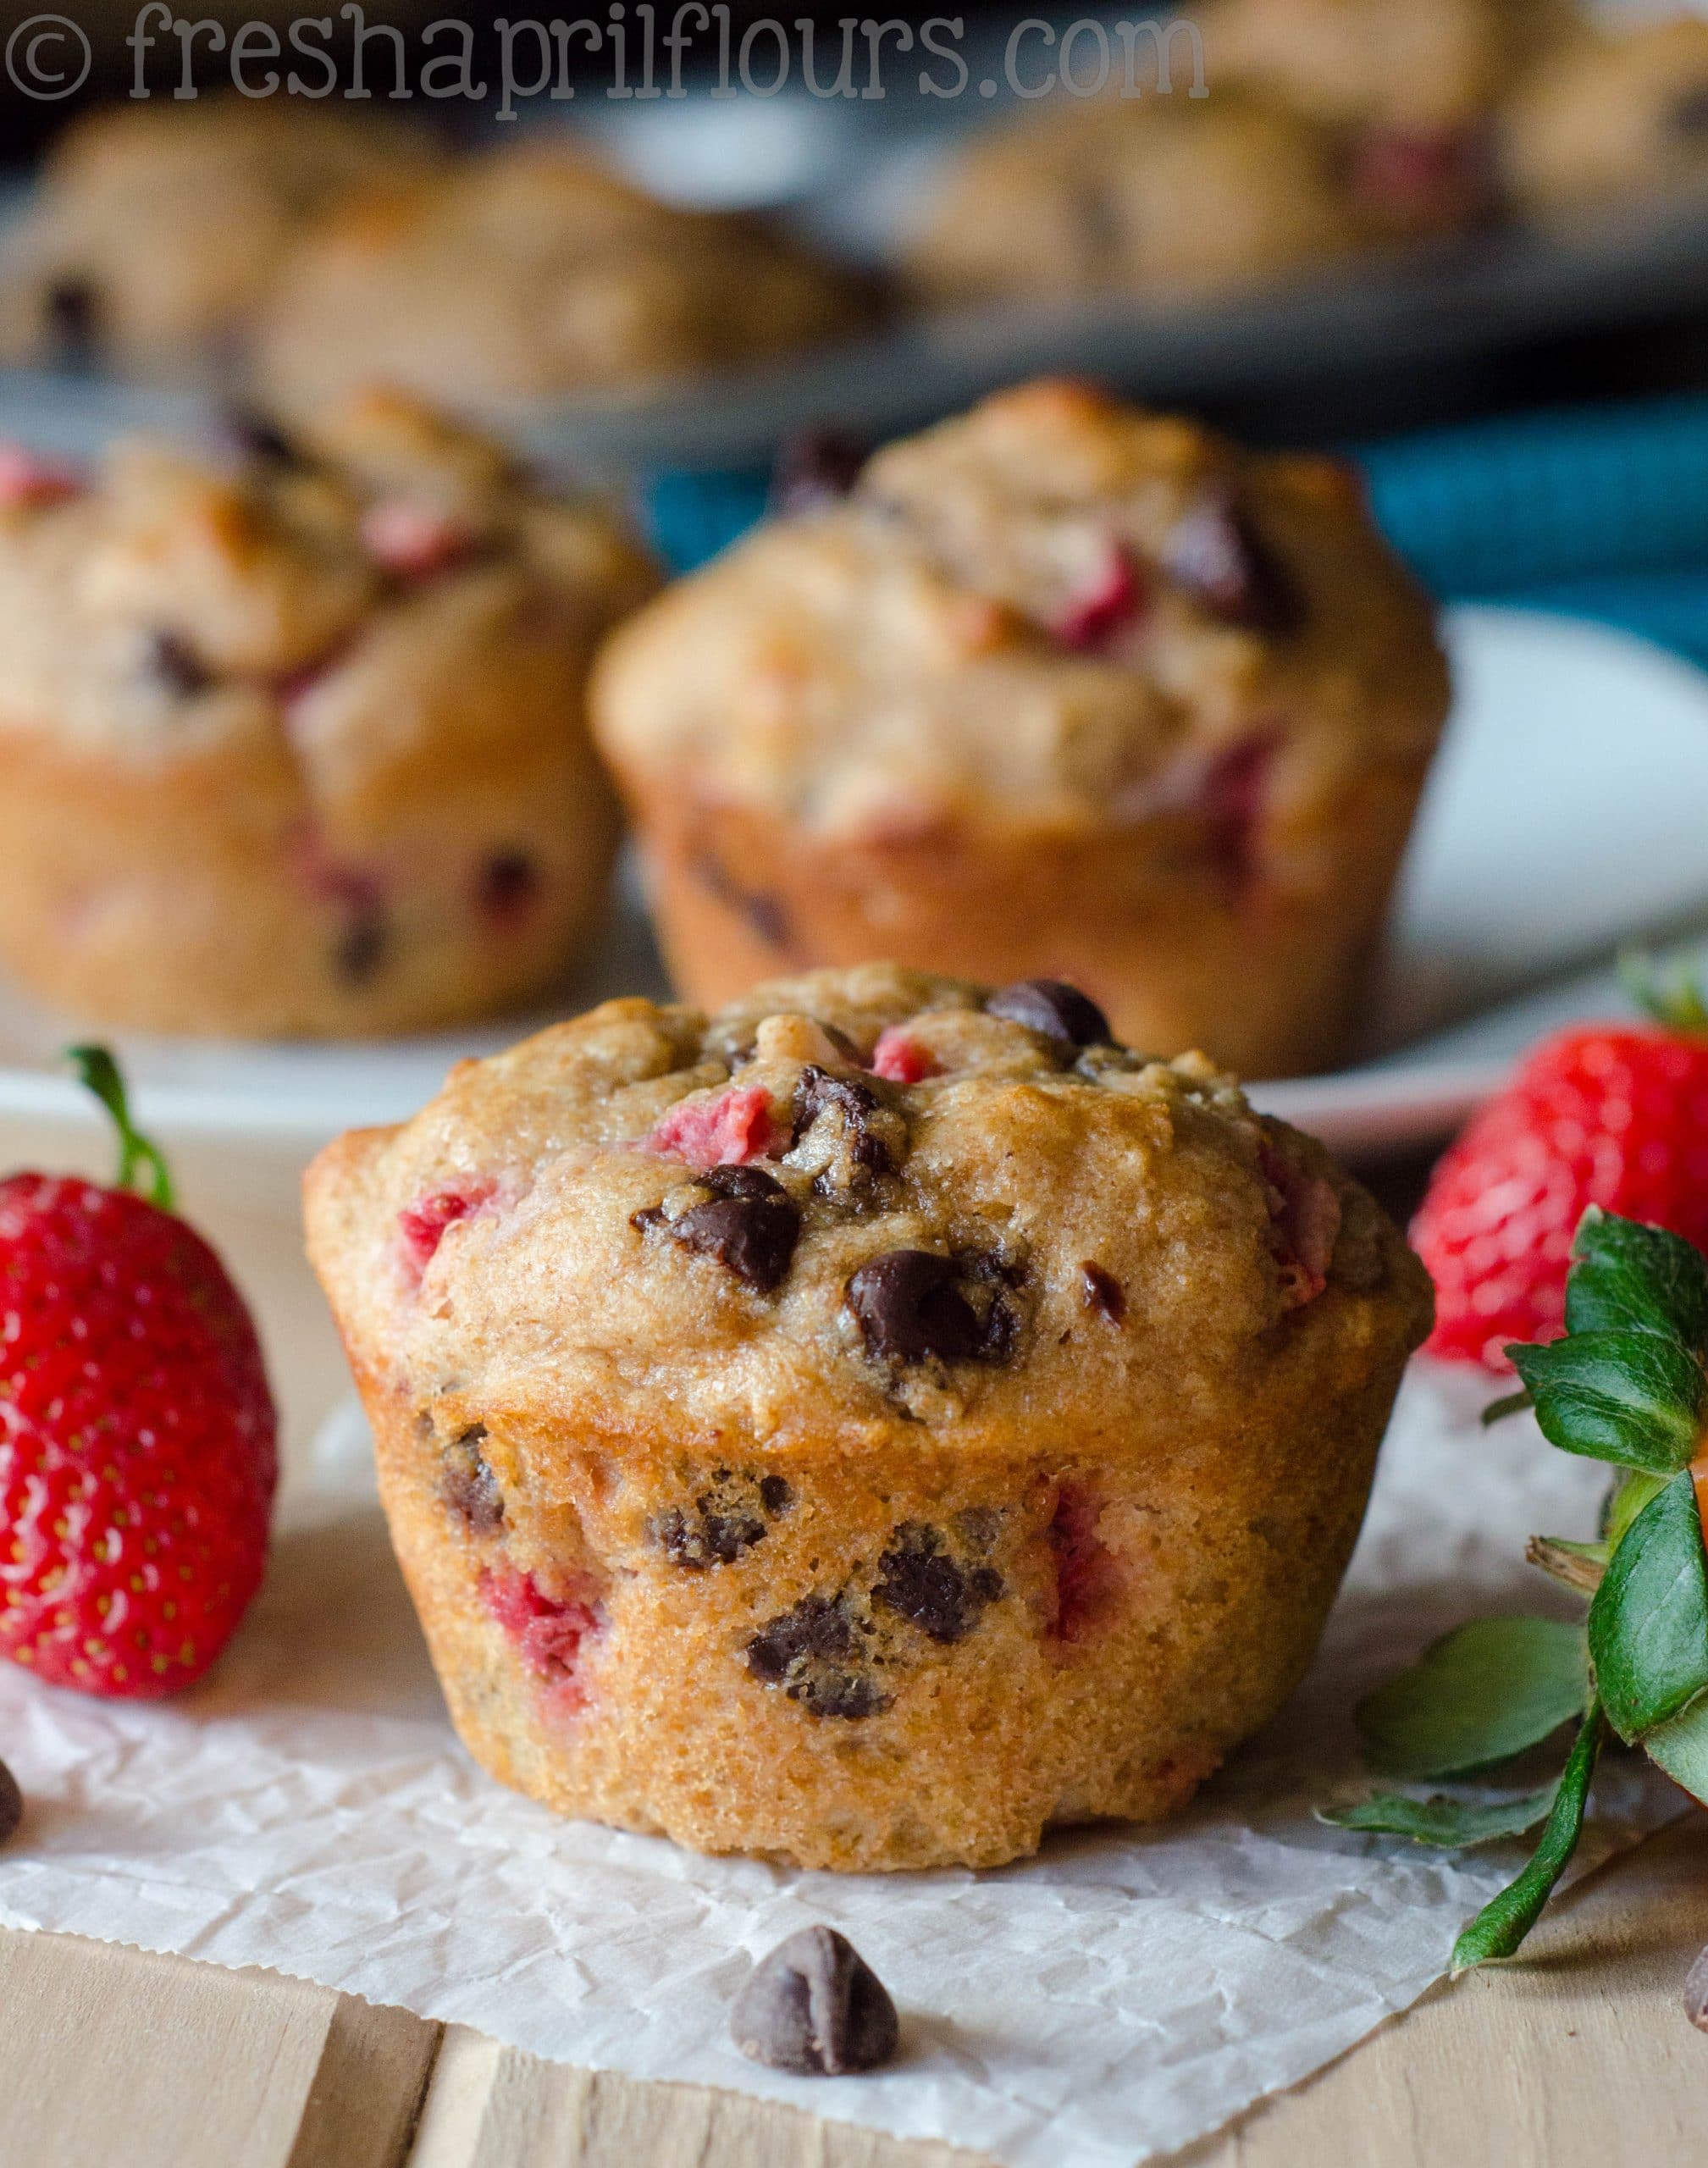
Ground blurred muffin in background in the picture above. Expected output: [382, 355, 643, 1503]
[908, 93, 1366, 304]
[1500, 15, 1708, 218]
[0, 97, 438, 382]
[256, 143, 869, 415]
[0, 390, 655, 1038]
[1203, 0, 1572, 233]
[590, 378, 1451, 1081]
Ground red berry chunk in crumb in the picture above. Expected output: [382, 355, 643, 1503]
[1047, 1480, 1122, 1644]
[361, 500, 473, 579]
[398, 1181, 497, 1280]
[1054, 543, 1146, 652]
[1413, 1023, 1708, 1369]
[481, 1562, 600, 1714]
[870, 1027, 940, 1085]
[645, 1085, 781, 1168]
[1200, 734, 1275, 893]
[0, 1172, 276, 1699]
[1260, 1138, 1340, 1308]
[0, 444, 80, 512]
[1350, 124, 1482, 222]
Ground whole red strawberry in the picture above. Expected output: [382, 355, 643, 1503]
[1413, 957, 1708, 1369]
[0, 1049, 276, 1696]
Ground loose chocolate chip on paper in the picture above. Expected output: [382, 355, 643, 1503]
[671, 1187, 801, 1293]
[987, 978, 1112, 1048]
[1164, 484, 1304, 637]
[1081, 1262, 1127, 1324]
[846, 1250, 985, 1364]
[0, 1757, 21, 1848]
[732, 1925, 900, 2076]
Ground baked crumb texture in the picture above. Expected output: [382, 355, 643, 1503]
[306, 962, 1433, 1871]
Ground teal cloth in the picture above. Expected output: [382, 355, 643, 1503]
[641, 393, 1708, 669]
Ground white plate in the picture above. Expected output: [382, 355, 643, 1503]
[3, 602, 1706, 1159]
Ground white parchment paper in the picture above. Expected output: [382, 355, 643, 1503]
[0, 1363, 1681, 2166]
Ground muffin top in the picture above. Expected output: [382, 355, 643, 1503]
[1500, 18, 1708, 214]
[1203, 0, 1567, 132]
[0, 97, 436, 372]
[0, 388, 654, 799]
[592, 379, 1448, 841]
[909, 94, 1366, 302]
[305, 963, 1433, 1459]
[256, 142, 865, 411]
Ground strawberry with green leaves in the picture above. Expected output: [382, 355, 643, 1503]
[1412, 955, 1708, 1369]
[1325, 1205, 1708, 1972]
[0, 1049, 276, 1697]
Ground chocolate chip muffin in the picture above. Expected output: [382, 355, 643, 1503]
[304, 962, 1432, 1872]
[0, 390, 654, 1039]
[591, 379, 1451, 1081]
[1203, 0, 1568, 232]
[0, 97, 436, 383]
[1500, 17, 1708, 219]
[908, 92, 1367, 304]
[255, 141, 866, 416]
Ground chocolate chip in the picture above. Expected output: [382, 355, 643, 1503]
[147, 629, 213, 699]
[334, 910, 388, 986]
[696, 1164, 787, 1203]
[1081, 1262, 1126, 1324]
[442, 1424, 504, 1535]
[1685, 1944, 1708, 2031]
[746, 1594, 890, 1719]
[478, 851, 539, 927]
[1163, 485, 1304, 637]
[793, 1065, 893, 1174]
[45, 276, 100, 368]
[846, 1250, 983, 1364]
[670, 1188, 801, 1293]
[770, 428, 869, 519]
[732, 1927, 899, 2077]
[0, 1757, 20, 1848]
[653, 1500, 765, 1568]
[987, 979, 1112, 1048]
[690, 851, 791, 950]
[222, 405, 305, 469]
[652, 1466, 795, 1568]
[1672, 84, 1708, 138]
[873, 1523, 1003, 1644]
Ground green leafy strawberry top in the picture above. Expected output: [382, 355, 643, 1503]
[1324, 1207, 1708, 1972]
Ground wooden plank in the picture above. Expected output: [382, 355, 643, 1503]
[400, 1816, 1708, 2168]
[409, 2026, 981, 2168]
[0, 1927, 438, 2168]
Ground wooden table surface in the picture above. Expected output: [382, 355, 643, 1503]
[5, 1137, 1705, 2168]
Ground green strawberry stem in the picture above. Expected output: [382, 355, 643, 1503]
[67, 1045, 175, 1213]
[1618, 947, 1708, 1033]
[1450, 1701, 1605, 1974]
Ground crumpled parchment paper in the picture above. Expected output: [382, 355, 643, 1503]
[0, 1364, 1681, 2167]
